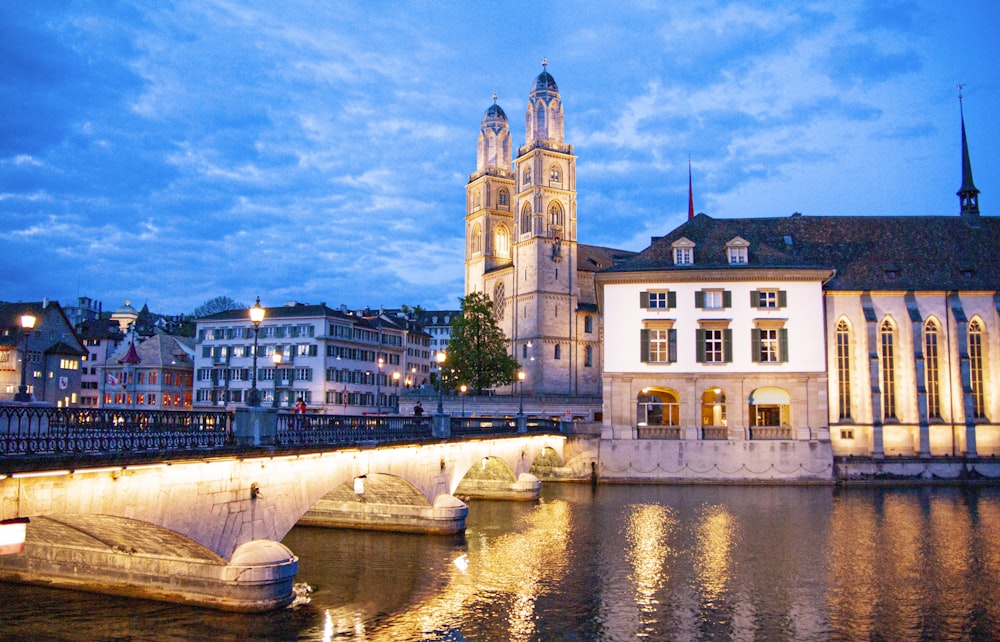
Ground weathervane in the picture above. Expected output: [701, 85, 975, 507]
[957, 83, 965, 101]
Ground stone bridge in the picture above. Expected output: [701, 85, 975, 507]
[0, 433, 586, 611]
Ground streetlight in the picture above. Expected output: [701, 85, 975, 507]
[392, 371, 401, 413]
[435, 351, 447, 414]
[14, 313, 36, 402]
[271, 352, 282, 408]
[517, 370, 526, 416]
[248, 297, 265, 407]
[460, 384, 467, 417]
[375, 357, 384, 415]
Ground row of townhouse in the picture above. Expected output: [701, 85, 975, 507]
[192, 302, 434, 414]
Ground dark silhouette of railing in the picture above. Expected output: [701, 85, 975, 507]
[0, 406, 231, 456]
[0, 407, 563, 461]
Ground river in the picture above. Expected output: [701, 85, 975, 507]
[2, 483, 999, 641]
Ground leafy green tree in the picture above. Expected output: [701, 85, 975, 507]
[445, 291, 519, 394]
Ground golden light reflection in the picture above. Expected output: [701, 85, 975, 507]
[353, 499, 573, 641]
[624, 504, 675, 615]
[695, 505, 735, 605]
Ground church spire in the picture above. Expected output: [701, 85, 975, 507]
[957, 85, 980, 221]
[688, 158, 695, 220]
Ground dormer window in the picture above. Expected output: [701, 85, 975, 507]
[671, 237, 695, 266]
[725, 236, 750, 265]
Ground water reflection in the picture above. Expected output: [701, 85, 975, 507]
[1, 484, 999, 640]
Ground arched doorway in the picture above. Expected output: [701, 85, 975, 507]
[637, 388, 680, 438]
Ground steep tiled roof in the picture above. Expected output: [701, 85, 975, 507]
[578, 243, 637, 273]
[604, 213, 1000, 291]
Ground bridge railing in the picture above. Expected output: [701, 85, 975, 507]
[450, 416, 561, 435]
[0, 406, 232, 456]
[274, 412, 433, 445]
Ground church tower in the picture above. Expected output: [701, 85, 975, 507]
[510, 60, 579, 395]
[465, 93, 516, 340]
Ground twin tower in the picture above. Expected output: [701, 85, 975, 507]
[464, 62, 603, 397]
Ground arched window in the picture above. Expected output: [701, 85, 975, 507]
[969, 319, 985, 418]
[520, 203, 532, 236]
[549, 164, 561, 183]
[924, 319, 941, 419]
[880, 319, 897, 420]
[637, 388, 680, 427]
[701, 387, 727, 427]
[585, 346, 593, 367]
[493, 282, 505, 323]
[494, 225, 510, 259]
[749, 387, 790, 431]
[473, 189, 481, 210]
[554, 344, 561, 360]
[836, 319, 852, 420]
[523, 166, 531, 186]
[498, 188, 509, 208]
[471, 223, 482, 254]
[548, 201, 564, 227]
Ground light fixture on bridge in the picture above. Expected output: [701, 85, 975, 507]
[517, 370, 526, 416]
[460, 384, 467, 417]
[272, 351, 283, 408]
[353, 474, 366, 495]
[14, 313, 36, 403]
[392, 371, 401, 413]
[435, 351, 447, 415]
[0, 517, 30, 556]
[248, 297, 266, 407]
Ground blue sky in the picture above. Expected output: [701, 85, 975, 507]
[2, 1, 997, 316]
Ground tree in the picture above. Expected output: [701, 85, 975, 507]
[192, 296, 245, 318]
[445, 292, 519, 394]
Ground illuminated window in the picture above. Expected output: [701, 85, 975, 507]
[637, 389, 680, 427]
[924, 319, 941, 419]
[969, 319, 985, 419]
[880, 319, 897, 420]
[495, 225, 510, 259]
[548, 201, 564, 227]
[836, 319, 852, 420]
[701, 388, 727, 427]
[520, 203, 532, 236]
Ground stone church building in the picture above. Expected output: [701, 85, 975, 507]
[463, 61, 633, 397]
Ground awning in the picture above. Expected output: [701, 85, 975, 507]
[749, 387, 790, 405]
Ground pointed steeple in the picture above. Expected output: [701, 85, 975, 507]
[957, 85, 980, 222]
[688, 158, 695, 220]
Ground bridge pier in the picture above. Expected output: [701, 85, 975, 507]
[0, 515, 297, 612]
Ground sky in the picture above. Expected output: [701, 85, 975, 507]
[1, 1, 997, 316]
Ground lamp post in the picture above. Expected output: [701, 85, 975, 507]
[435, 350, 447, 415]
[271, 351, 282, 408]
[517, 370, 526, 416]
[460, 384, 467, 417]
[14, 313, 36, 402]
[392, 371, 401, 413]
[248, 297, 265, 407]
[375, 357, 384, 415]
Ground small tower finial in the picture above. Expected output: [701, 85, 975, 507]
[957, 83, 965, 101]
[492, 91, 498, 103]
[541, 57, 548, 69]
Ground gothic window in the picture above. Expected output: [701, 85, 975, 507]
[924, 319, 941, 419]
[880, 319, 897, 420]
[554, 344, 561, 360]
[585, 346, 593, 367]
[474, 190, 481, 210]
[584, 316, 593, 333]
[471, 223, 482, 254]
[520, 203, 532, 236]
[836, 319, 852, 420]
[969, 319, 986, 418]
[550, 164, 561, 183]
[548, 201, 564, 228]
[495, 225, 510, 259]
[498, 188, 509, 208]
[493, 282, 506, 323]
[523, 166, 531, 186]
